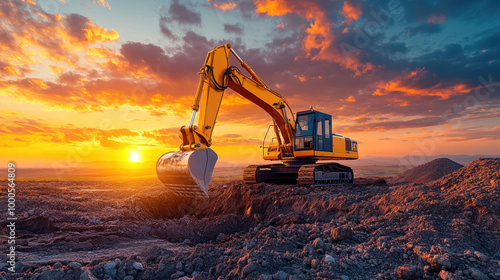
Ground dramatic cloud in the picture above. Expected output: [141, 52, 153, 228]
[372, 68, 473, 99]
[254, 0, 374, 75]
[65, 13, 118, 43]
[340, 1, 362, 25]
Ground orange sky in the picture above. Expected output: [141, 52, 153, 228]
[1, 0, 499, 170]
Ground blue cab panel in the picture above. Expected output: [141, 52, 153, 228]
[294, 110, 333, 152]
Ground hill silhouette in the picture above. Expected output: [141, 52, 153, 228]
[390, 158, 463, 184]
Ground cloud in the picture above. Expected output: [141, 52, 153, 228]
[0, 0, 119, 76]
[340, 1, 362, 25]
[442, 126, 500, 142]
[337, 116, 445, 133]
[159, 20, 176, 39]
[99, 137, 130, 149]
[254, 0, 374, 75]
[428, 13, 446, 24]
[92, 0, 111, 10]
[208, 0, 237, 11]
[406, 23, 442, 37]
[166, 0, 201, 26]
[65, 13, 118, 43]
[372, 68, 473, 99]
[0, 115, 179, 149]
[224, 23, 243, 34]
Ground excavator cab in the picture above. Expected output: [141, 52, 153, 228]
[293, 110, 358, 160]
[294, 110, 333, 153]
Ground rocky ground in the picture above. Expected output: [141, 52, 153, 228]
[1, 158, 499, 280]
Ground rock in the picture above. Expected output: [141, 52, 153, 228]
[80, 267, 99, 280]
[193, 258, 204, 271]
[28, 209, 35, 215]
[123, 276, 134, 280]
[474, 251, 489, 262]
[330, 227, 353, 242]
[103, 261, 117, 278]
[260, 275, 273, 280]
[117, 268, 127, 279]
[303, 244, 317, 255]
[185, 263, 194, 274]
[133, 262, 144, 271]
[311, 259, 320, 268]
[273, 270, 288, 280]
[128, 269, 137, 277]
[439, 270, 454, 280]
[176, 262, 184, 271]
[242, 263, 259, 275]
[312, 238, 324, 249]
[340, 276, 349, 280]
[39, 270, 63, 280]
[325, 255, 335, 263]
[69, 262, 82, 270]
[52, 262, 62, 270]
[395, 265, 424, 279]
[245, 240, 257, 250]
[14, 262, 24, 272]
[470, 268, 489, 280]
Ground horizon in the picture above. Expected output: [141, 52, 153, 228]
[3, 154, 497, 182]
[1, 0, 499, 169]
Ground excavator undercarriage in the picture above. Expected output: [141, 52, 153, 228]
[243, 162, 354, 186]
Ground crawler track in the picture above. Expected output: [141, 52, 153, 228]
[243, 162, 353, 186]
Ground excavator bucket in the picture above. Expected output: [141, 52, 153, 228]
[156, 148, 218, 198]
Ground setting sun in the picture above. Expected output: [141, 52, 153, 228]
[129, 151, 140, 162]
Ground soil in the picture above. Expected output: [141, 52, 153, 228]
[0, 158, 499, 280]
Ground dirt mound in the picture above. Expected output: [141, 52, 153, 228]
[128, 192, 208, 219]
[435, 157, 500, 188]
[390, 158, 463, 184]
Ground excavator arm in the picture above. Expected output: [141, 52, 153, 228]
[180, 43, 295, 157]
[157, 44, 296, 197]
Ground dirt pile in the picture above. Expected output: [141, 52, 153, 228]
[435, 157, 500, 188]
[389, 158, 463, 185]
[1, 161, 499, 280]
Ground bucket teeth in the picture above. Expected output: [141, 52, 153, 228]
[156, 148, 218, 198]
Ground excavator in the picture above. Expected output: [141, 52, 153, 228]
[156, 44, 359, 198]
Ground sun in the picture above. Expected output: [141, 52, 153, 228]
[129, 151, 140, 162]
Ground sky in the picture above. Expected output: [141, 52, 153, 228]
[1, 0, 499, 170]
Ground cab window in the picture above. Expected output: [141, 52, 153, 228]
[296, 114, 314, 136]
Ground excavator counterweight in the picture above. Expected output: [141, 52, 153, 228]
[156, 44, 359, 199]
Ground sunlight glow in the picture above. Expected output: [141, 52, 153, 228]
[129, 151, 140, 162]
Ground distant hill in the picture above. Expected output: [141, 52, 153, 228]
[349, 154, 500, 166]
[389, 158, 463, 185]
